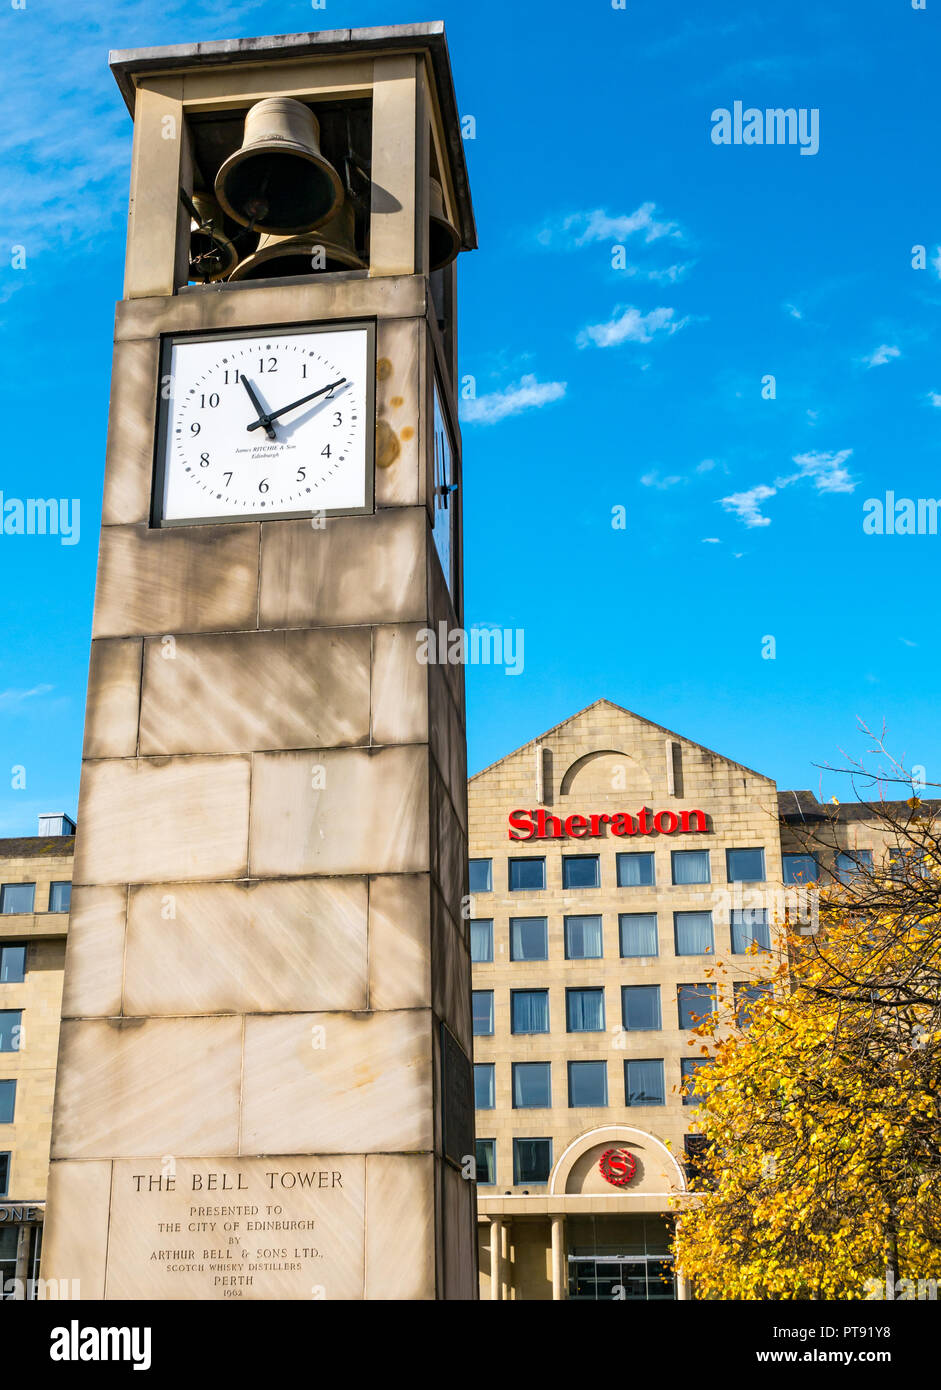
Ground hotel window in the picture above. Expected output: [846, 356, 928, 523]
[0, 1080, 15, 1124]
[562, 855, 600, 890]
[731, 909, 771, 954]
[474, 1063, 495, 1110]
[472, 991, 494, 1037]
[511, 990, 550, 1034]
[621, 985, 661, 1031]
[469, 858, 492, 893]
[568, 1060, 608, 1108]
[674, 910, 714, 956]
[510, 917, 548, 961]
[624, 1059, 665, 1107]
[566, 987, 605, 1033]
[726, 848, 765, 883]
[681, 1057, 715, 1107]
[678, 984, 717, 1030]
[564, 914, 603, 960]
[835, 850, 873, 883]
[512, 1062, 551, 1109]
[0, 1012, 22, 1053]
[0, 944, 26, 984]
[684, 1134, 711, 1190]
[470, 919, 493, 963]
[513, 1138, 552, 1185]
[619, 912, 659, 958]
[509, 857, 545, 892]
[0, 883, 35, 914]
[0, 1152, 9, 1198]
[48, 881, 72, 913]
[671, 851, 710, 885]
[476, 1139, 496, 1185]
[617, 852, 655, 887]
[735, 981, 773, 1027]
[783, 853, 818, 884]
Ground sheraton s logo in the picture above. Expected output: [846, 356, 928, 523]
[599, 1148, 637, 1188]
[508, 807, 708, 841]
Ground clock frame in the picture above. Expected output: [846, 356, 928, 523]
[151, 318, 376, 527]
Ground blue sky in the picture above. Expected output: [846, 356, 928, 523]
[1, 0, 939, 833]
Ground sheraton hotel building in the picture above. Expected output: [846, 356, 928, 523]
[467, 699, 902, 1301]
[0, 698, 904, 1301]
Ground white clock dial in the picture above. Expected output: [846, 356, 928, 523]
[156, 324, 372, 523]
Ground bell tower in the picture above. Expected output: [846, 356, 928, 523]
[41, 24, 477, 1301]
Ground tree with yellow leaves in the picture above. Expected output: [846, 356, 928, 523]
[673, 788, 941, 1300]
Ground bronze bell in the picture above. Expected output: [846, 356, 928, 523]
[214, 97, 344, 236]
[188, 192, 240, 282]
[429, 177, 461, 271]
[228, 199, 364, 281]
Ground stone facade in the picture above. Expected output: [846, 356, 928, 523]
[0, 833, 73, 1296]
[468, 700, 784, 1301]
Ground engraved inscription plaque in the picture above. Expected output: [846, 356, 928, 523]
[105, 1158, 365, 1300]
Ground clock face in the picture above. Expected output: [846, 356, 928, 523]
[154, 323, 374, 524]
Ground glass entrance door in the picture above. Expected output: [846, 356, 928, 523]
[568, 1255, 675, 1301]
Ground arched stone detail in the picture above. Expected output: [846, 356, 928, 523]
[549, 1125, 687, 1196]
[559, 749, 655, 801]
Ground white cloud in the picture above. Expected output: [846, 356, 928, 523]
[562, 203, 683, 247]
[864, 344, 900, 368]
[696, 458, 719, 474]
[640, 470, 684, 489]
[701, 537, 721, 544]
[720, 485, 776, 528]
[784, 302, 803, 320]
[786, 448, 856, 494]
[720, 447, 855, 530]
[928, 392, 941, 409]
[460, 374, 566, 426]
[0, 684, 53, 708]
[578, 305, 689, 349]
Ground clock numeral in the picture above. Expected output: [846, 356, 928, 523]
[200, 393, 220, 409]
[321, 444, 332, 458]
[296, 467, 306, 482]
[223, 369, 241, 385]
[258, 357, 278, 373]
[259, 478, 269, 494]
[199, 452, 210, 468]
[190, 422, 201, 436]
[333, 412, 342, 427]
[223, 472, 233, 488]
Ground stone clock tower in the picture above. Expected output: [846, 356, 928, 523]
[41, 24, 477, 1301]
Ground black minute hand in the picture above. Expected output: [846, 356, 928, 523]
[247, 378, 346, 431]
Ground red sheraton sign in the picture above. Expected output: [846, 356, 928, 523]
[599, 1147, 637, 1187]
[508, 807, 708, 842]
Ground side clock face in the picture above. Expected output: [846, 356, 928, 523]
[155, 323, 374, 524]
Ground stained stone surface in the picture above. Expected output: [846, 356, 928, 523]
[139, 628, 371, 755]
[52, 1016, 243, 1159]
[73, 755, 251, 886]
[248, 745, 429, 877]
[240, 1010, 433, 1154]
[123, 879, 369, 1015]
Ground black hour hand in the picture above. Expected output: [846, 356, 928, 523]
[241, 376, 276, 440]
